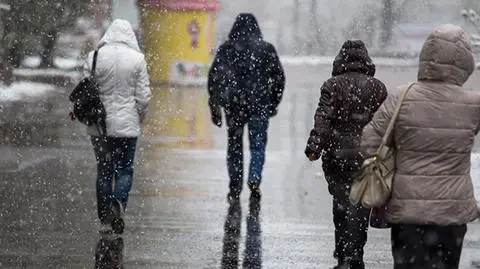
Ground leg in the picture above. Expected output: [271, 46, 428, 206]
[91, 136, 114, 224]
[341, 189, 370, 268]
[112, 137, 137, 211]
[329, 178, 369, 269]
[227, 124, 244, 197]
[391, 224, 428, 269]
[332, 193, 346, 264]
[247, 118, 268, 187]
[425, 225, 466, 269]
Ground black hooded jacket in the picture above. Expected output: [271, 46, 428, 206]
[305, 40, 388, 175]
[208, 13, 285, 126]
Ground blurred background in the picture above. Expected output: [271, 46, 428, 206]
[1, 0, 480, 77]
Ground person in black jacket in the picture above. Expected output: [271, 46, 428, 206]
[208, 13, 285, 201]
[305, 40, 388, 269]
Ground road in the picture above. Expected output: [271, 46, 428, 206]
[0, 63, 479, 269]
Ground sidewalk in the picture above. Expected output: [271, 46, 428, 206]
[0, 64, 479, 268]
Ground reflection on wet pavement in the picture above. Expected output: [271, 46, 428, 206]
[221, 196, 262, 269]
[95, 236, 124, 269]
[243, 197, 262, 269]
[221, 199, 242, 269]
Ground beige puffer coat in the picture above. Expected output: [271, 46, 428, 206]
[361, 24, 480, 225]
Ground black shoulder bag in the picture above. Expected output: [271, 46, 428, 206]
[69, 50, 107, 136]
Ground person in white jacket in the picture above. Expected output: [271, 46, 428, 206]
[84, 19, 151, 234]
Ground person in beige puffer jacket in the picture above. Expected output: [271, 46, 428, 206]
[362, 24, 480, 269]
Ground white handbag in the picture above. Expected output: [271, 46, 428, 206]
[349, 83, 414, 209]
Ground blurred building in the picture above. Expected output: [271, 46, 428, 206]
[91, 0, 113, 28]
[112, 0, 140, 28]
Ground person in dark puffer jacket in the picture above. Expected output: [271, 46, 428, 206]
[305, 40, 388, 269]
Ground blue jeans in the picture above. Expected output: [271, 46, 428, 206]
[91, 136, 137, 224]
[227, 118, 269, 193]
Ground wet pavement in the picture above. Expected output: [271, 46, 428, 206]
[1, 64, 480, 268]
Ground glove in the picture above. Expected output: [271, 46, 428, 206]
[305, 147, 321, 161]
[269, 107, 278, 118]
[210, 105, 222, 127]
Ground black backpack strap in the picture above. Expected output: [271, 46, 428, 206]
[91, 50, 99, 78]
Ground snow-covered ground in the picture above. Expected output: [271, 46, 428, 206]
[22, 56, 82, 70]
[14, 68, 80, 78]
[0, 82, 59, 102]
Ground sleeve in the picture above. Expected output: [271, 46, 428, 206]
[207, 45, 228, 110]
[371, 81, 388, 114]
[304, 80, 337, 159]
[361, 90, 399, 156]
[266, 44, 286, 109]
[135, 56, 152, 123]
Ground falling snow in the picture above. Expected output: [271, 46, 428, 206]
[0, 1, 480, 269]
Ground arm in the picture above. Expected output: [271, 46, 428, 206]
[370, 81, 388, 116]
[266, 44, 286, 113]
[207, 45, 229, 108]
[361, 90, 398, 156]
[305, 80, 336, 160]
[207, 45, 228, 127]
[135, 56, 152, 123]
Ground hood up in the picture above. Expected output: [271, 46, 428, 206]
[417, 24, 475, 86]
[98, 19, 140, 52]
[332, 40, 376, 77]
[228, 13, 263, 42]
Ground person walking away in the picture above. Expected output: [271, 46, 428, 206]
[361, 24, 480, 269]
[305, 40, 388, 269]
[208, 13, 285, 201]
[84, 19, 152, 234]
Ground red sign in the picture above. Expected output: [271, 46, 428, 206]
[187, 19, 200, 48]
[138, 0, 220, 11]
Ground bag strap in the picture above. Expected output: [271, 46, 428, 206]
[91, 50, 99, 78]
[378, 82, 415, 150]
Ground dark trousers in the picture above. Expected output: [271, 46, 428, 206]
[391, 224, 467, 269]
[227, 117, 269, 193]
[91, 136, 137, 224]
[327, 174, 370, 268]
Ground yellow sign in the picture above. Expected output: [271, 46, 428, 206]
[139, 3, 217, 148]
[143, 10, 216, 84]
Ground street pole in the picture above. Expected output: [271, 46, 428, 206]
[380, 0, 394, 49]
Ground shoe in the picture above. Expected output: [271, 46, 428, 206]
[111, 199, 125, 234]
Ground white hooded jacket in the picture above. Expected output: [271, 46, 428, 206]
[84, 19, 151, 137]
